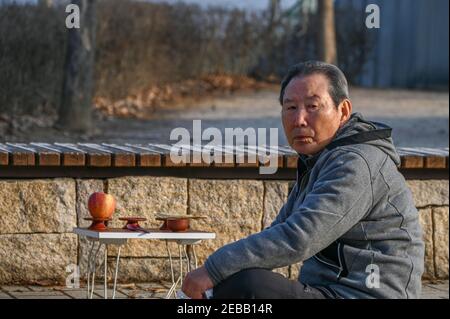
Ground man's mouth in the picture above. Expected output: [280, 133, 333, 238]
[293, 136, 314, 144]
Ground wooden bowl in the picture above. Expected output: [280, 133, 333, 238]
[166, 218, 190, 232]
[156, 214, 206, 232]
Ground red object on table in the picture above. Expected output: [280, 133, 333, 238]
[166, 218, 190, 232]
[84, 217, 112, 231]
[88, 192, 116, 220]
[119, 217, 148, 231]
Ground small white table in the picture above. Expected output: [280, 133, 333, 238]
[73, 227, 216, 299]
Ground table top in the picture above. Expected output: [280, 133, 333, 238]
[73, 227, 216, 240]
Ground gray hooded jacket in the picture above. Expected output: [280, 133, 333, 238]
[204, 113, 425, 299]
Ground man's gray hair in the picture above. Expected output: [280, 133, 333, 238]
[279, 61, 349, 107]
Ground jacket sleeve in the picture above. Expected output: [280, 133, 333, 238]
[204, 150, 373, 285]
[268, 182, 299, 229]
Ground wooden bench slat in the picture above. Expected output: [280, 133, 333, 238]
[124, 144, 162, 167]
[140, 144, 167, 155]
[103, 143, 153, 168]
[68, 143, 111, 167]
[101, 143, 140, 154]
[52, 143, 86, 166]
[185, 144, 212, 168]
[147, 143, 172, 152]
[24, 143, 61, 166]
[206, 145, 235, 168]
[184, 144, 214, 167]
[54, 143, 87, 153]
[284, 155, 298, 169]
[30, 143, 65, 167]
[248, 145, 284, 168]
[3, 143, 36, 166]
[398, 149, 425, 156]
[149, 144, 188, 167]
[30, 142, 62, 153]
[77, 143, 132, 167]
[6, 142, 37, 152]
[94, 143, 136, 167]
[0, 144, 10, 166]
[424, 156, 447, 169]
[228, 145, 259, 168]
[128, 144, 164, 154]
[277, 146, 298, 168]
[398, 147, 449, 156]
[398, 147, 448, 168]
[401, 155, 425, 168]
[275, 146, 298, 169]
[398, 148, 433, 157]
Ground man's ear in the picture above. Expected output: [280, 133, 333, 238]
[339, 99, 352, 126]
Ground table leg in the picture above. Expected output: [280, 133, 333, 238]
[179, 245, 183, 286]
[164, 241, 205, 299]
[166, 276, 181, 299]
[165, 244, 186, 299]
[86, 240, 96, 299]
[166, 240, 175, 285]
[90, 242, 103, 299]
[183, 245, 191, 273]
[112, 246, 121, 299]
[165, 240, 176, 299]
[192, 245, 198, 269]
[104, 245, 108, 299]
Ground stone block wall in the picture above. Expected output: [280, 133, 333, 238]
[0, 177, 447, 284]
[0, 179, 78, 284]
[407, 180, 449, 279]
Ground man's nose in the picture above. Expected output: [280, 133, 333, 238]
[293, 108, 308, 127]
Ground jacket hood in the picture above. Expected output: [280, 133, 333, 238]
[333, 112, 400, 166]
[299, 112, 400, 168]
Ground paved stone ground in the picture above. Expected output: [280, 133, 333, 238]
[0, 282, 171, 299]
[0, 280, 448, 299]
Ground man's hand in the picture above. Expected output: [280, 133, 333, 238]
[181, 266, 214, 299]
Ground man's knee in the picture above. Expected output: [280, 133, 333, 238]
[232, 268, 270, 284]
[213, 268, 271, 298]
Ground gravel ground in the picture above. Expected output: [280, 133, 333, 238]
[93, 87, 450, 148]
[2, 87, 448, 148]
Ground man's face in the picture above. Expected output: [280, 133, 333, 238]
[281, 73, 344, 155]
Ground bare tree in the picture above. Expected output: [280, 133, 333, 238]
[258, 0, 282, 77]
[38, 0, 54, 8]
[267, 0, 282, 35]
[57, 0, 97, 132]
[317, 0, 337, 65]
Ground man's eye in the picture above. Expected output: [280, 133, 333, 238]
[307, 105, 318, 110]
[286, 105, 296, 110]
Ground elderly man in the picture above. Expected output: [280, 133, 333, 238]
[182, 61, 425, 299]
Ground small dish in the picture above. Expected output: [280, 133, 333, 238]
[84, 217, 112, 231]
[118, 217, 147, 230]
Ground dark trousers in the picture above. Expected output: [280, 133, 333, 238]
[212, 268, 329, 299]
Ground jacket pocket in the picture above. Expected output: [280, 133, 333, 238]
[314, 242, 349, 280]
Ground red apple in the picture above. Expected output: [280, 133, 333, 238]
[88, 192, 116, 220]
